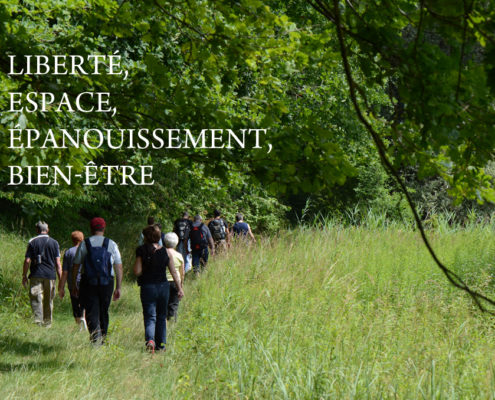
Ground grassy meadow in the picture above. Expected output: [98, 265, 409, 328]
[1, 222, 495, 398]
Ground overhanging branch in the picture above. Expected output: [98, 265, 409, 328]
[312, 0, 495, 313]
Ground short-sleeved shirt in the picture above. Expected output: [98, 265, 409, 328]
[62, 245, 81, 291]
[192, 222, 212, 240]
[166, 250, 184, 283]
[25, 234, 60, 280]
[73, 235, 121, 277]
[233, 222, 250, 236]
[136, 245, 169, 286]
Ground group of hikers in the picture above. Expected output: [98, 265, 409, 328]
[21, 210, 255, 352]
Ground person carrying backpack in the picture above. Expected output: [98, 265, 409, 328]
[232, 213, 256, 242]
[133, 225, 183, 353]
[173, 212, 192, 272]
[72, 217, 123, 344]
[22, 221, 62, 327]
[138, 217, 165, 246]
[208, 209, 230, 253]
[190, 215, 215, 274]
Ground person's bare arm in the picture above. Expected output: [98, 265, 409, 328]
[113, 263, 123, 301]
[59, 270, 68, 299]
[226, 226, 231, 246]
[71, 263, 80, 297]
[22, 258, 30, 288]
[55, 257, 62, 281]
[247, 224, 256, 242]
[166, 249, 184, 298]
[133, 256, 143, 276]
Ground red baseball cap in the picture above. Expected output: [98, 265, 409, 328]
[90, 217, 106, 231]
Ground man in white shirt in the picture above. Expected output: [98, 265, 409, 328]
[72, 217, 122, 344]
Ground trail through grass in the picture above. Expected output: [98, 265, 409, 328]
[1, 225, 495, 398]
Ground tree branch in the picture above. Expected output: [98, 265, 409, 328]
[326, 0, 495, 313]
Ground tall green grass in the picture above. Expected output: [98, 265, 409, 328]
[1, 222, 495, 398]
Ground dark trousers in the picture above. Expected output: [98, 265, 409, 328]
[70, 295, 84, 319]
[192, 248, 209, 273]
[80, 278, 114, 343]
[177, 240, 187, 260]
[140, 281, 169, 349]
[167, 282, 180, 321]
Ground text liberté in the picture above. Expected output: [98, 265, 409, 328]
[6, 54, 272, 186]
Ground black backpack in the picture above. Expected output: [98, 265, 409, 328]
[84, 238, 113, 286]
[209, 219, 226, 241]
[190, 224, 208, 250]
[174, 219, 190, 241]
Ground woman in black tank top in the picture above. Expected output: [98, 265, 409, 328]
[134, 224, 184, 352]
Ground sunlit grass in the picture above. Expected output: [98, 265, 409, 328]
[1, 221, 495, 398]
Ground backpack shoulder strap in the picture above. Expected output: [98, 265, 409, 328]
[102, 237, 110, 249]
[161, 232, 165, 244]
[39, 237, 51, 256]
[85, 237, 92, 252]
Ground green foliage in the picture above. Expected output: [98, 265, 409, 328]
[0, 0, 357, 209]
[2, 0, 495, 233]
[306, 0, 495, 203]
[0, 230, 30, 314]
[0, 0, 362, 225]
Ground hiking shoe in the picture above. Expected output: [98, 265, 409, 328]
[146, 340, 155, 354]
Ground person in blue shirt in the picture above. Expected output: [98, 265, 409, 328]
[59, 231, 86, 330]
[232, 213, 256, 242]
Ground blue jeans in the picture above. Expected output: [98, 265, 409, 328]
[177, 240, 191, 272]
[140, 281, 169, 349]
[191, 248, 209, 273]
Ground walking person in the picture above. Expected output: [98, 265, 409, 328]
[138, 217, 164, 246]
[58, 231, 87, 330]
[22, 221, 62, 327]
[173, 212, 192, 273]
[208, 209, 230, 253]
[232, 213, 256, 242]
[72, 217, 122, 344]
[163, 232, 185, 322]
[134, 225, 183, 353]
[190, 215, 215, 275]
